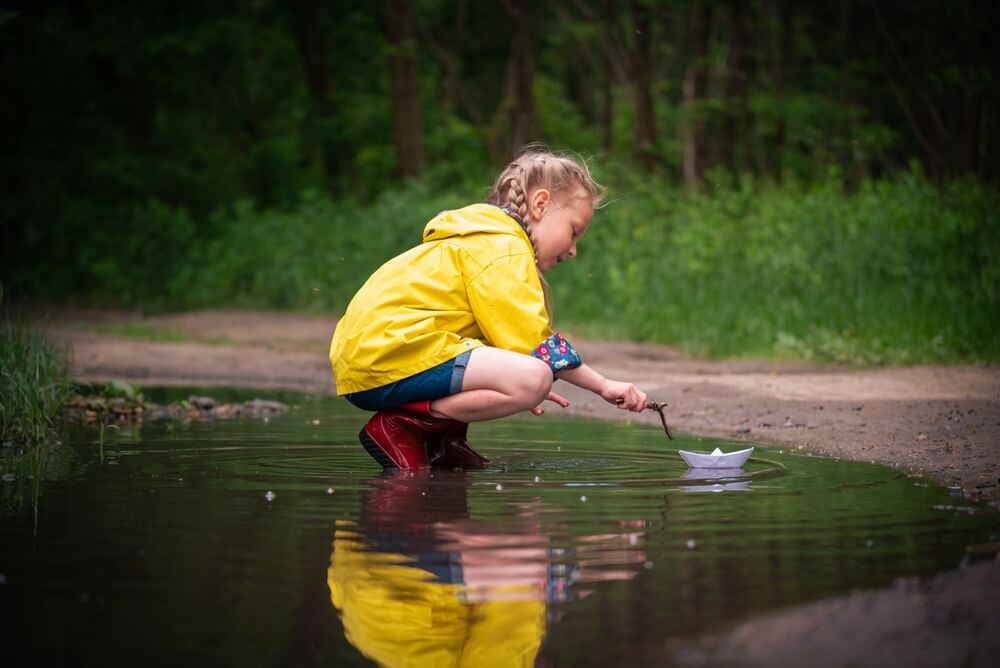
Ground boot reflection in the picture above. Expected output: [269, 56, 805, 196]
[327, 471, 544, 667]
[328, 471, 649, 666]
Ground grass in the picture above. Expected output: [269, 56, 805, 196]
[1, 292, 74, 519]
[8, 171, 1000, 365]
[552, 171, 1000, 364]
[1, 299, 73, 446]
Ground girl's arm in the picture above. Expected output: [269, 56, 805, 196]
[556, 364, 647, 412]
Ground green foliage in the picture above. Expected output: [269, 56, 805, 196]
[1, 1, 997, 364]
[102, 380, 142, 401]
[165, 184, 470, 312]
[24, 170, 994, 365]
[1, 293, 73, 446]
[552, 170, 1000, 364]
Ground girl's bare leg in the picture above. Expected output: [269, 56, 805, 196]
[429, 347, 556, 422]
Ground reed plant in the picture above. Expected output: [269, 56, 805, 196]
[1, 290, 73, 446]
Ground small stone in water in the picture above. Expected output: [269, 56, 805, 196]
[265, 491, 276, 502]
[580, 495, 587, 502]
[326, 488, 334, 494]
[865, 539, 874, 548]
[686, 539, 696, 549]
[496, 484, 503, 491]
[644, 560, 654, 569]
[534, 476, 541, 483]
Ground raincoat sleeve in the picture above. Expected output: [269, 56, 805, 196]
[465, 253, 583, 373]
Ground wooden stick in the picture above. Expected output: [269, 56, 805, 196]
[618, 399, 674, 440]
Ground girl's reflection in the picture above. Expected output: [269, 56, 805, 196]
[327, 471, 646, 667]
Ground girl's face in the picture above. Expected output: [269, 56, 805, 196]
[527, 186, 594, 272]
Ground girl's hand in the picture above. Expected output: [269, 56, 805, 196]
[531, 391, 570, 416]
[600, 380, 647, 412]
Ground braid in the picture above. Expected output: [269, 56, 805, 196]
[504, 167, 541, 258]
[485, 146, 607, 324]
[507, 167, 529, 222]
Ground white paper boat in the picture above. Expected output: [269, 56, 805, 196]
[678, 446, 754, 469]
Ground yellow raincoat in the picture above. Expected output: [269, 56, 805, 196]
[328, 520, 546, 667]
[330, 204, 553, 394]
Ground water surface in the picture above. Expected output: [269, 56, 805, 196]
[1, 389, 996, 666]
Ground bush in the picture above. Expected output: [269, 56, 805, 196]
[551, 170, 1000, 363]
[6, 170, 998, 365]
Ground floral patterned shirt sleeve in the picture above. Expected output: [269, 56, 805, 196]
[531, 332, 582, 374]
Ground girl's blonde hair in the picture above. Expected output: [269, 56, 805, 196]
[486, 147, 605, 324]
[486, 147, 606, 223]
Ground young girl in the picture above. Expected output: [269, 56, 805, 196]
[330, 149, 648, 469]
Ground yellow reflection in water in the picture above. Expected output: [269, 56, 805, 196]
[327, 471, 646, 667]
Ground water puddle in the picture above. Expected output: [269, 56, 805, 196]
[1, 388, 996, 665]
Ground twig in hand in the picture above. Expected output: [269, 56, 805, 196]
[618, 399, 674, 440]
[646, 400, 674, 441]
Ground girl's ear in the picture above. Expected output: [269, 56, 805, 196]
[528, 188, 551, 222]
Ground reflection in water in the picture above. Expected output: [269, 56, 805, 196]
[4, 394, 996, 665]
[680, 467, 751, 493]
[327, 471, 647, 667]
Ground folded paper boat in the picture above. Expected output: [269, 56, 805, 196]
[678, 446, 754, 469]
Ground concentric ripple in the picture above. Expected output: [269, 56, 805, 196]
[2, 390, 995, 667]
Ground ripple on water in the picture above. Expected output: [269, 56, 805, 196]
[2, 393, 997, 666]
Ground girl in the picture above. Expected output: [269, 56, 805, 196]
[330, 149, 648, 469]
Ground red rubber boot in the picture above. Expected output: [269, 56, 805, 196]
[359, 408, 433, 469]
[433, 422, 490, 469]
[397, 401, 490, 469]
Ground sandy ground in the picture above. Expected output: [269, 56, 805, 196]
[29, 305, 1000, 667]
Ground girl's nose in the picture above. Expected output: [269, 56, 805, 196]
[568, 244, 577, 258]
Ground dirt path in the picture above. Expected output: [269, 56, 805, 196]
[35, 305, 999, 498]
[29, 305, 1000, 666]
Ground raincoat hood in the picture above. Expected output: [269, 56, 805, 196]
[422, 204, 532, 248]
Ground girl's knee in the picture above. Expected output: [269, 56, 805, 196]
[520, 359, 553, 406]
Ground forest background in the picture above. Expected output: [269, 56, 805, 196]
[2, 0, 998, 364]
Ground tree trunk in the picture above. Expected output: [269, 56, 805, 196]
[290, 0, 340, 181]
[721, 0, 748, 174]
[630, 0, 656, 173]
[772, 0, 793, 184]
[682, 0, 710, 191]
[386, 0, 425, 180]
[599, 0, 625, 152]
[600, 37, 615, 152]
[504, 0, 539, 154]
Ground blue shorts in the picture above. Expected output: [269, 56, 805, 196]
[345, 350, 473, 412]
